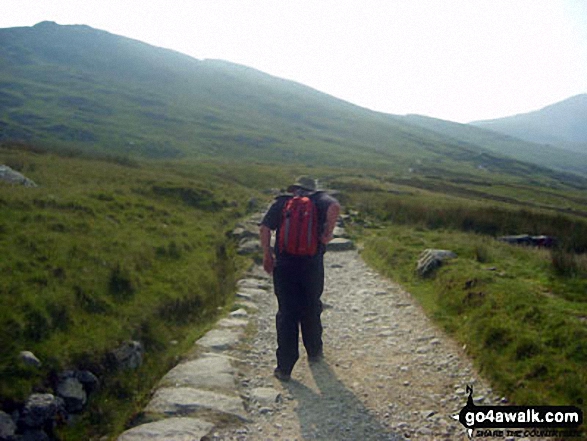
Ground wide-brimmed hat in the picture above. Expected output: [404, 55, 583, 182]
[287, 176, 318, 193]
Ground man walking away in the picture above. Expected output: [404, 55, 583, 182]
[259, 176, 340, 381]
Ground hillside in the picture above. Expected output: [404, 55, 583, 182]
[400, 114, 587, 177]
[471, 94, 587, 150]
[1, 21, 586, 189]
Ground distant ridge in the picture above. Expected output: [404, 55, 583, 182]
[470, 94, 587, 147]
[1, 21, 586, 184]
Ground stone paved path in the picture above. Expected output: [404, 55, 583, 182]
[118, 246, 543, 440]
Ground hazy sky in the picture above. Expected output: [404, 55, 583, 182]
[2, 0, 586, 123]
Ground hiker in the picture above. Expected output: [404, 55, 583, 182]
[259, 176, 340, 381]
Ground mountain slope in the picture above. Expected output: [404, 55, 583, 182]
[470, 94, 587, 149]
[400, 114, 587, 176]
[0, 21, 585, 187]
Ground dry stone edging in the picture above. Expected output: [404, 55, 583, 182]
[115, 250, 272, 440]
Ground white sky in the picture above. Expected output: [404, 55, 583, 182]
[1, 0, 586, 123]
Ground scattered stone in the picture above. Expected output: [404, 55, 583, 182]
[108, 341, 144, 370]
[117, 417, 214, 441]
[19, 351, 41, 368]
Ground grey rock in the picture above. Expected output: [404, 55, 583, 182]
[416, 249, 457, 277]
[0, 165, 37, 187]
[21, 393, 64, 428]
[235, 291, 254, 301]
[326, 238, 355, 252]
[56, 376, 87, 413]
[196, 328, 242, 351]
[117, 417, 214, 441]
[332, 226, 347, 238]
[145, 387, 248, 421]
[217, 317, 249, 328]
[250, 387, 281, 406]
[237, 287, 268, 297]
[237, 239, 260, 255]
[75, 370, 100, 394]
[229, 308, 248, 318]
[108, 341, 144, 370]
[0, 411, 16, 439]
[159, 355, 236, 392]
[21, 429, 50, 441]
[238, 278, 270, 290]
[19, 351, 41, 368]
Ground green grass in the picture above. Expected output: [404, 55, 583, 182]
[0, 146, 302, 438]
[359, 224, 587, 407]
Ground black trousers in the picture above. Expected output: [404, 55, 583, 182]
[273, 255, 324, 374]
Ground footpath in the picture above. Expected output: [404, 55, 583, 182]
[116, 221, 540, 441]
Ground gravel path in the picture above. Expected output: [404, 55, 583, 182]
[207, 249, 510, 441]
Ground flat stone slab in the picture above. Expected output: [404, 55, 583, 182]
[196, 328, 243, 351]
[159, 356, 235, 392]
[237, 287, 268, 297]
[326, 238, 355, 251]
[237, 278, 271, 290]
[217, 318, 249, 328]
[235, 300, 259, 311]
[117, 417, 214, 441]
[145, 388, 248, 421]
[250, 387, 281, 406]
[229, 308, 248, 318]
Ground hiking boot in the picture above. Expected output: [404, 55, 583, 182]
[307, 352, 324, 364]
[273, 367, 291, 382]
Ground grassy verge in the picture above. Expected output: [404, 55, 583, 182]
[0, 146, 295, 439]
[359, 224, 586, 408]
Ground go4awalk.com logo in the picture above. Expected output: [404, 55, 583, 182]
[452, 386, 583, 438]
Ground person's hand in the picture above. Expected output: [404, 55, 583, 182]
[263, 251, 275, 274]
[320, 232, 334, 245]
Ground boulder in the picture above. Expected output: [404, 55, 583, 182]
[416, 249, 457, 277]
[56, 375, 87, 413]
[0, 411, 16, 440]
[19, 351, 41, 368]
[0, 165, 37, 187]
[20, 394, 64, 429]
[108, 341, 144, 370]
